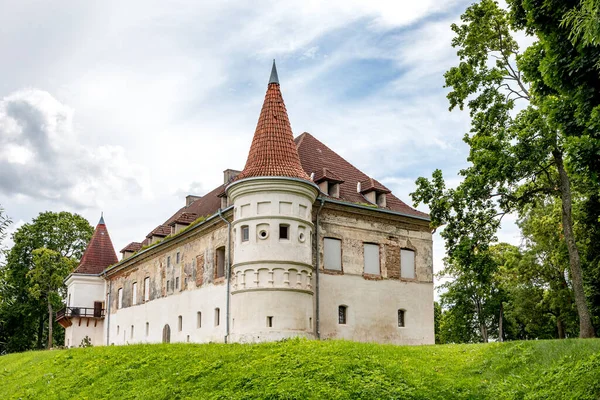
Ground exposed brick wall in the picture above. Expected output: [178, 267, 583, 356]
[385, 244, 401, 279]
[196, 254, 204, 287]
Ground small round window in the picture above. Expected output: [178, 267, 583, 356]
[298, 232, 306, 243]
[258, 229, 269, 240]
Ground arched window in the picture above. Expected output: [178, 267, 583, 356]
[178, 315, 183, 332]
[398, 309, 406, 327]
[215, 247, 226, 278]
[162, 324, 171, 343]
[338, 305, 347, 325]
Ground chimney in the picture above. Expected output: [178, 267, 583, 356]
[186, 195, 202, 207]
[223, 169, 241, 184]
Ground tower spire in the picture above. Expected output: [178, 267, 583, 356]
[98, 212, 105, 225]
[268, 59, 279, 85]
[234, 62, 309, 182]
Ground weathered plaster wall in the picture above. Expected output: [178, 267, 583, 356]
[316, 206, 434, 345]
[105, 222, 230, 344]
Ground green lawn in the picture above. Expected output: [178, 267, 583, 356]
[1, 339, 599, 399]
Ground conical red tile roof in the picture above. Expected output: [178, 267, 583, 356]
[235, 62, 310, 181]
[74, 216, 118, 274]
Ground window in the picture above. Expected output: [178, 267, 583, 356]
[401, 249, 416, 279]
[167, 256, 171, 268]
[215, 247, 225, 278]
[131, 325, 134, 339]
[144, 277, 150, 302]
[398, 310, 405, 327]
[178, 315, 183, 332]
[338, 305, 347, 325]
[363, 243, 380, 275]
[117, 288, 123, 309]
[267, 316, 273, 328]
[146, 322, 149, 337]
[175, 277, 180, 290]
[117, 325, 120, 335]
[132, 282, 138, 305]
[279, 224, 289, 240]
[197, 312, 202, 328]
[167, 280, 170, 291]
[215, 308, 220, 326]
[327, 182, 340, 198]
[241, 225, 249, 242]
[176, 252, 180, 264]
[324, 238, 342, 271]
[68, 293, 71, 307]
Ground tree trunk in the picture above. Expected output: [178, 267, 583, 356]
[557, 317, 565, 339]
[553, 149, 596, 338]
[37, 310, 44, 349]
[476, 299, 488, 342]
[47, 300, 53, 349]
[499, 303, 504, 342]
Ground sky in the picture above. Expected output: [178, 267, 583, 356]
[0, 0, 522, 285]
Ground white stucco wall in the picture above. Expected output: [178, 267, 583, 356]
[319, 274, 434, 344]
[64, 274, 106, 347]
[107, 284, 227, 345]
[66, 274, 105, 309]
[228, 178, 318, 342]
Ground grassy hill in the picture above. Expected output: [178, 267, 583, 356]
[1, 339, 599, 399]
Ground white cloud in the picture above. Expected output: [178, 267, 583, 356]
[0, 0, 507, 259]
[0, 89, 145, 208]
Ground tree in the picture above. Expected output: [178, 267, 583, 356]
[0, 205, 10, 252]
[0, 212, 92, 353]
[28, 248, 76, 349]
[413, 0, 599, 338]
[561, 0, 600, 47]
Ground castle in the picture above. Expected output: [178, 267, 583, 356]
[57, 62, 434, 346]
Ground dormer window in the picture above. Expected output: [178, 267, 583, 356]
[359, 178, 391, 207]
[314, 168, 344, 199]
[376, 192, 387, 208]
[328, 183, 340, 198]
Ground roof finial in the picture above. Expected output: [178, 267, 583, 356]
[99, 212, 105, 225]
[269, 59, 279, 85]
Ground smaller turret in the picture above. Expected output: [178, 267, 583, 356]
[57, 214, 118, 347]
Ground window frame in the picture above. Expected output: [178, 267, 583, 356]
[215, 247, 226, 279]
[144, 277, 150, 302]
[117, 288, 123, 309]
[398, 309, 406, 328]
[323, 237, 343, 271]
[279, 224, 290, 240]
[400, 248, 416, 280]
[338, 305, 347, 325]
[241, 225, 249, 242]
[132, 282, 138, 306]
[363, 243, 381, 276]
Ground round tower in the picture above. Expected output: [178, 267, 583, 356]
[227, 61, 318, 342]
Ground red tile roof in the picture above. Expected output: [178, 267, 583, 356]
[359, 177, 391, 194]
[74, 219, 118, 274]
[120, 242, 142, 253]
[295, 132, 428, 219]
[235, 80, 310, 181]
[146, 225, 171, 238]
[168, 212, 198, 226]
[314, 167, 344, 184]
